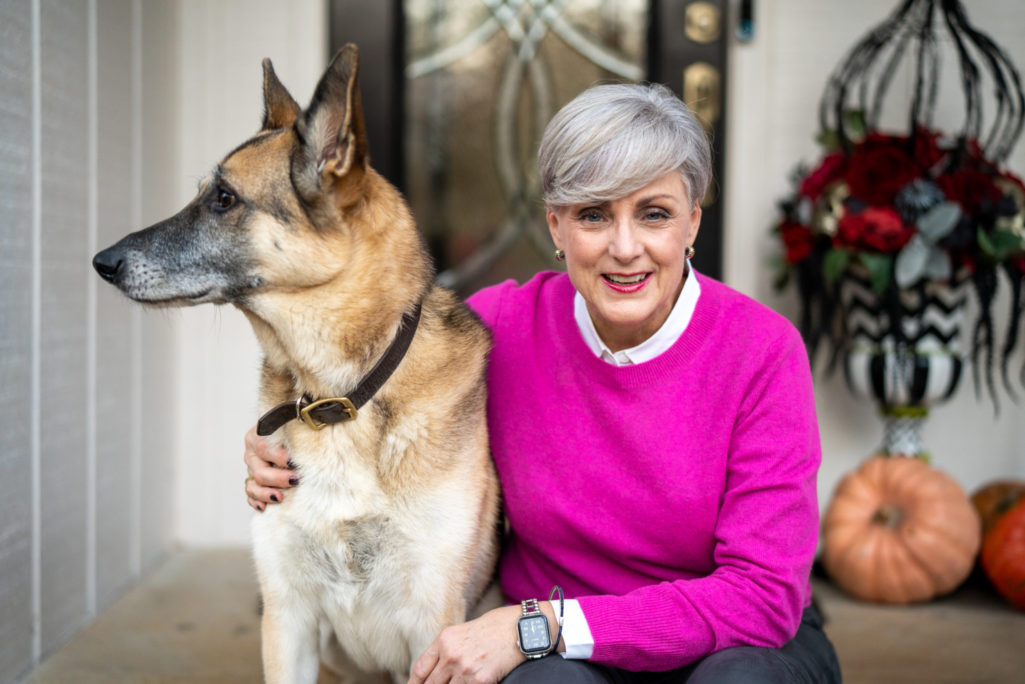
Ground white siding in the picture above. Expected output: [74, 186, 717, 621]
[94, 0, 137, 609]
[0, 0, 180, 679]
[136, 0, 181, 574]
[0, 0, 36, 677]
[38, 0, 91, 653]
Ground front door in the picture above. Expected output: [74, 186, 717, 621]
[330, 0, 728, 294]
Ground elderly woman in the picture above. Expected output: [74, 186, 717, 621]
[244, 83, 841, 683]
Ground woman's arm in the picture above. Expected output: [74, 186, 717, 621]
[408, 601, 565, 684]
[573, 330, 821, 671]
[243, 426, 299, 511]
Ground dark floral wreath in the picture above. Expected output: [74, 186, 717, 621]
[773, 116, 1025, 403]
[771, 0, 1025, 407]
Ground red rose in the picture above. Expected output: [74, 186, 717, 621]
[963, 137, 986, 163]
[845, 145, 919, 206]
[958, 254, 978, 274]
[910, 127, 944, 169]
[835, 206, 914, 253]
[779, 221, 815, 264]
[936, 168, 1002, 214]
[859, 132, 898, 150]
[799, 153, 847, 200]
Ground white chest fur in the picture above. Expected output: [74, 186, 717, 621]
[249, 427, 481, 675]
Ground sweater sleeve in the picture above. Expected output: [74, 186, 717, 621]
[575, 327, 821, 671]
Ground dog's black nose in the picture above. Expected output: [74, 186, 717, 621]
[93, 248, 123, 282]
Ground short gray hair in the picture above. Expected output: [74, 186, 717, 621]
[538, 83, 712, 209]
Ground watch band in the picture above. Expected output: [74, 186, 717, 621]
[521, 598, 542, 618]
[517, 597, 553, 659]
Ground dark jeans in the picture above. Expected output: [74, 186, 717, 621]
[503, 605, 841, 683]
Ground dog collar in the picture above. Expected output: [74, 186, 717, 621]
[256, 300, 423, 436]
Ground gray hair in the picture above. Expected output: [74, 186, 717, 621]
[538, 83, 712, 209]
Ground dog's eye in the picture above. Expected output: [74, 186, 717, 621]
[215, 188, 237, 211]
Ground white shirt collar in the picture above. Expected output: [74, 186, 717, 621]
[573, 266, 701, 366]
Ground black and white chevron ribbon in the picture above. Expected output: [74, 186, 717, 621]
[839, 270, 966, 408]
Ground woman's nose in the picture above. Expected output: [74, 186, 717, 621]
[609, 219, 643, 261]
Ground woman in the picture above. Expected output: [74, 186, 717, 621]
[244, 83, 842, 683]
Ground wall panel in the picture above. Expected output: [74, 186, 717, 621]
[138, 0, 181, 568]
[94, 0, 137, 607]
[0, 0, 37, 678]
[38, 0, 90, 654]
[0, 0, 180, 679]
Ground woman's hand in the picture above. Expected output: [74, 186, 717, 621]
[243, 425, 297, 511]
[408, 605, 527, 684]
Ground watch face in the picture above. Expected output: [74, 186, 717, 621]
[517, 615, 551, 653]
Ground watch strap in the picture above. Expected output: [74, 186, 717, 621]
[517, 597, 552, 659]
[521, 598, 542, 617]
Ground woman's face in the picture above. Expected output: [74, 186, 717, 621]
[547, 172, 701, 352]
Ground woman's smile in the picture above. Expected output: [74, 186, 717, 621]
[602, 272, 651, 292]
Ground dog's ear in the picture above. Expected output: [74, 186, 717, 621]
[261, 59, 300, 130]
[293, 44, 368, 207]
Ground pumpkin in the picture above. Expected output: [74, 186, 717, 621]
[980, 487, 1025, 610]
[971, 480, 1025, 534]
[822, 456, 981, 604]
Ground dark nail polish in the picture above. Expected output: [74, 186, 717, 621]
[289, 476, 299, 486]
[287, 459, 297, 469]
[270, 493, 279, 502]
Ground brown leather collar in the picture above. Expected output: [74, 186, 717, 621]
[256, 301, 422, 436]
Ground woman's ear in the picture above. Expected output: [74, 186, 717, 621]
[687, 203, 702, 246]
[546, 207, 563, 250]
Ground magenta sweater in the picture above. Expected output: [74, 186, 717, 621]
[466, 271, 821, 671]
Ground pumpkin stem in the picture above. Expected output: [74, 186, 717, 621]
[872, 505, 904, 528]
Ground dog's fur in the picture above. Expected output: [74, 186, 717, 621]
[93, 45, 500, 683]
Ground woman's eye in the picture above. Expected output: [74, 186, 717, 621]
[644, 209, 669, 221]
[215, 188, 236, 210]
[579, 210, 603, 222]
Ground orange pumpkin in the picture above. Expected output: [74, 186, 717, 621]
[980, 488, 1025, 610]
[972, 480, 1025, 534]
[822, 456, 981, 604]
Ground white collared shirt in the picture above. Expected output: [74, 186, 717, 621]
[554, 267, 701, 660]
[573, 266, 701, 366]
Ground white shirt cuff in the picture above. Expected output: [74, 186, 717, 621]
[550, 598, 594, 659]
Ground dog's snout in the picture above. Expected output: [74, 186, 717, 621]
[93, 248, 124, 282]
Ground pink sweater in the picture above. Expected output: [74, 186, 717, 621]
[466, 271, 821, 672]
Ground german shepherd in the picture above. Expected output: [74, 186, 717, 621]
[93, 45, 500, 683]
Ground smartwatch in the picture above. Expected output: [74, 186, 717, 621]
[516, 598, 552, 659]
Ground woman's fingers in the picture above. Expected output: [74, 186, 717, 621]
[244, 425, 292, 469]
[408, 644, 440, 684]
[250, 460, 298, 489]
[243, 425, 298, 510]
[246, 475, 287, 507]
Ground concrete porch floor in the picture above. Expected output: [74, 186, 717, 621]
[26, 548, 1025, 683]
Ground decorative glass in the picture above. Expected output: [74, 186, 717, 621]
[405, 0, 648, 295]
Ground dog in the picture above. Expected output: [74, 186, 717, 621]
[93, 44, 500, 683]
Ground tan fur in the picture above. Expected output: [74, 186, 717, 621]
[93, 46, 500, 683]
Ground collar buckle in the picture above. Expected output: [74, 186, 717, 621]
[298, 396, 358, 430]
